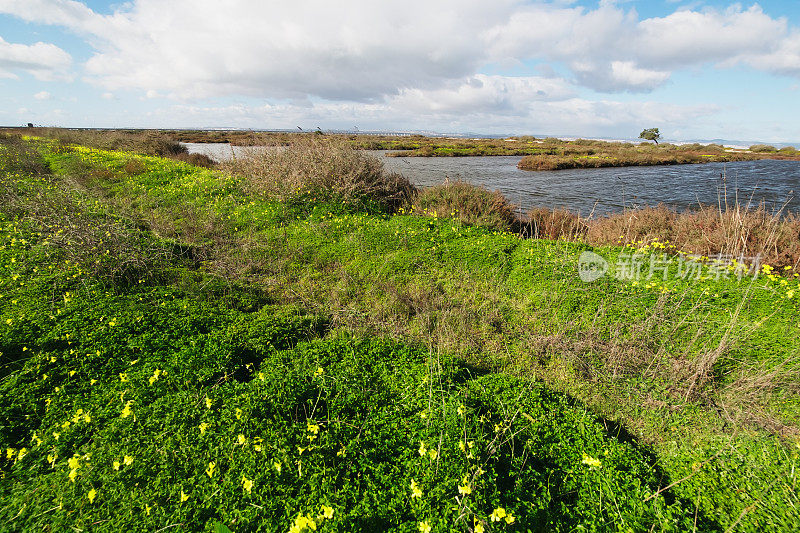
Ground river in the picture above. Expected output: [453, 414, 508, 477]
[182, 142, 800, 217]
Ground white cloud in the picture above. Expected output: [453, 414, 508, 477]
[3, 1, 800, 97]
[33, 90, 51, 100]
[0, 36, 72, 80]
[2, 0, 800, 138]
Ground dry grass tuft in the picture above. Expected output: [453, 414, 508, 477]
[223, 137, 415, 213]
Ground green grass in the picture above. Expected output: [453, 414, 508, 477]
[1, 136, 799, 531]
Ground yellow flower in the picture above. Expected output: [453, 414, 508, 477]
[119, 372, 128, 382]
[242, 475, 253, 494]
[68, 468, 78, 482]
[490, 508, 506, 522]
[113, 460, 120, 470]
[90, 379, 97, 385]
[273, 461, 282, 473]
[418, 442, 427, 456]
[428, 449, 438, 460]
[314, 366, 324, 377]
[457, 404, 465, 416]
[237, 434, 246, 445]
[124, 455, 133, 466]
[145, 504, 152, 516]
[148, 368, 162, 385]
[205, 397, 213, 409]
[474, 522, 485, 533]
[199, 422, 208, 435]
[47, 453, 57, 466]
[87, 488, 96, 503]
[307, 423, 320, 435]
[206, 462, 215, 478]
[458, 483, 471, 496]
[581, 454, 602, 468]
[68, 455, 80, 470]
[180, 490, 189, 502]
[320, 505, 334, 519]
[504, 512, 515, 525]
[410, 479, 422, 499]
[235, 408, 243, 420]
[419, 521, 432, 533]
[121, 400, 133, 418]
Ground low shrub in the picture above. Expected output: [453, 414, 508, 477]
[412, 180, 518, 231]
[750, 144, 777, 152]
[224, 138, 415, 214]
[172, 152, 216, 168]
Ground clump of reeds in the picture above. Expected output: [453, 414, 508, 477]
[223, 137, 415, 213]
[587, 203, 800, 269]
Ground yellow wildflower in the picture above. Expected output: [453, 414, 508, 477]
[237, 434, 246, 445]
[458, 483, 471, 496]
[121, 400, 133, 418]
[206, 462, 215, 478]
[505, 512, 515, 525]
[410, 479, 422, 499]
[124, 455, 133, 466]
[490, 508, 506, 522]
[87, 488, 96, 503]
[320, 505, 334, 519]
[199, 422, 208, 435]
[419, 521, 432, 533]
[418, 441, 426, 456]
[180, 490, 189, 502]
[68, 455, 80, 470]
[314, 366, 324, 377]
[242, 475, 253, 494]
[274, 461, 282, 473]
[475, 522, 485, 533]
[581, 454, 602, 468]
[235, 408, 242, 420]
[113, 460, 120, 470]
[307, 423, 320, 435]
[205, 397, 213, 409]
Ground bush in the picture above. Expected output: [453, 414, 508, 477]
[749, 144, 777, 152]
[172, 152, 216, 168]
[412, 180, 518, 231]
[223, 138, 415, 214]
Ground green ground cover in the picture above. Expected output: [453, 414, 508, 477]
[1, 137, 799, 531]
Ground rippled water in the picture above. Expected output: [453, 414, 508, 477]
[184, 143, 800, 217]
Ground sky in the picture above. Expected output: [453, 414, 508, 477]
[2, 1, 800, 143]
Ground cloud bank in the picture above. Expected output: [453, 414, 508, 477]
[0, 1, 798, 135]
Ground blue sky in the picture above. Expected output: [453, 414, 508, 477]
[2, 0, 800, 143]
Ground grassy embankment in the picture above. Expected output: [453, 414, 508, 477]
[1, 134, 799, 531]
